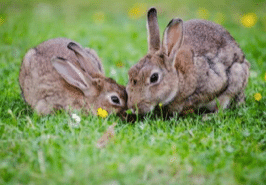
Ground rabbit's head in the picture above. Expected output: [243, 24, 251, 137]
[126, 8, 192, 114]
[52, 42, 127, 115]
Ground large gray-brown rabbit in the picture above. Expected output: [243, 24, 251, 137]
[19, 38, 127, 115]
[126, 7, 250, 115]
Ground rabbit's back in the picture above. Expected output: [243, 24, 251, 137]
[32, 38, 80, 71]
[181, 20, 249, 109]
[19, 38, 84, 112]
[183, 20, 245, 66]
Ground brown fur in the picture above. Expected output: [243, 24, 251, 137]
[19, 38, 127, 115]
[126, 8, 250, 115]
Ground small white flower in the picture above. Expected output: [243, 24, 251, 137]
[110, 68, 117, 76]
[139, 122, 144, 130]
[70, 114, 81, 128]
[71, 113, 81, 123]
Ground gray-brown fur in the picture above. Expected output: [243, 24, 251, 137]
[19, 38, 127, 115]
[126, 8, 250, 115]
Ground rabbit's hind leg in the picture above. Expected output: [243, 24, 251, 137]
[202, 94, 231, 112]
[35, 99, 53, 115]
[35, 99, 64, 115]
[234, 90, 246, 106]
[207, 60, 249, 112]
[234, 60, 250, 106]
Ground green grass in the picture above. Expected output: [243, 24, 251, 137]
[0, 0, 266, 184]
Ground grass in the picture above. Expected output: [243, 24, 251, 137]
[0, 0, 266, 184]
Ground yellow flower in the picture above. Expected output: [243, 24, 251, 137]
[241, 13, 257, 28]
[254, 93, 262, 101]
[159, 103, 163, 107]
[115, 61, 124, 67]
[128, 3, 147, 19]
[97, 108, 108, 118]
[197, 8, 209, 20]
[214, 12, 225, 25]
[93, 11, 105, 24]
[0, 17, 4, 26]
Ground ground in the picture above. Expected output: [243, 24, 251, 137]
[0, 0, 266, 184]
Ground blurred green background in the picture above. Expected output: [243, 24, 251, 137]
[0, 0, 266, 184]
[1, 0, 265, 85]
[1, 0, 266, 84]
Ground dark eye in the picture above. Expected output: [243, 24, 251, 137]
[150, 73, 159, 83]
[111, 96, 120, 104]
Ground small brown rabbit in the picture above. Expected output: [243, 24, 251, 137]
[19, 38, 127, 115]
[126, 8, 250, 115]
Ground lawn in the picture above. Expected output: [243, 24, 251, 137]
[0, 0, 266, 184]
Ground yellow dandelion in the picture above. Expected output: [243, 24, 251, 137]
[0, 17, 4, 26]
[159, 103, 163, 107]
[128, 3, 147, 19]
[241, 13, 257, 28]
[254, 93, 262, 101]
[197, 8, 209, 20]
[116, 61, 124, 67]
[214, 12, 225, 25]
[93, 11, 105, 24]
[97, 108, 108, 118]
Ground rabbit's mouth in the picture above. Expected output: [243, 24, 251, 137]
[134, 104, 156, 115]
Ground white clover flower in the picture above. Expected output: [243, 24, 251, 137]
[110, 68, 117, 76]
[71, 113, 81, 123]
[70, 114, 81, 128]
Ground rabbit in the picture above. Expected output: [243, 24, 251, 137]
[126, 7, 250, 115]
[19, 38, 127, 115]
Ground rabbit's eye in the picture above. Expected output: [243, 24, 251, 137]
[111, 96, 120, 105]
[150, 73, 159, 83]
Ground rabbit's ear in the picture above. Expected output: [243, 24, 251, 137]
[51, 57, 96, 95]
[147, 7, 160, 53]
[162, 18, 184, 57]
[84, 47, 105, 74]
[67, 42, 102, 76]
